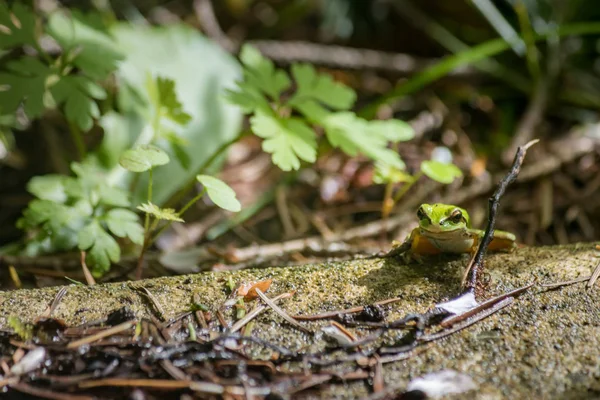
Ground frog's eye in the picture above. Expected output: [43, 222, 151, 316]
[417, 207, 427, 220]
[449, 209, 464, 223]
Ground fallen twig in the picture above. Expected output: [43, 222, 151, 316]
[229, 292, 294, 333]
[255, 289, 312, 334]
[293, 296, 402, 320]
[420, 298, 514, 343]
[66, 320, 136, 349]
[541, 276, 590, 289]
[440, 282, 534, 328]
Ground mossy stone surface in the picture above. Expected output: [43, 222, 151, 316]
[1, 243, 599, 399]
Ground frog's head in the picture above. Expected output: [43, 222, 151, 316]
[417, 203, 470, 234]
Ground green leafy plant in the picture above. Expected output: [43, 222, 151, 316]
[226, 45, 464, 218]
[119, 144, 241, 278]
[226, 45, 415, 172]
[375, 157, 463, 218]
[0, 4, 123, 157]
[17, 163, 143, 276]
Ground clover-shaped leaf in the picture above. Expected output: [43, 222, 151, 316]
[196, 175, 241, 212]
[119, 145, 170, 172]
[420, 160, 463, 184]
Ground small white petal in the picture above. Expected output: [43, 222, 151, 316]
[436, 292, 478, 315]
[407, 369, 478, 398]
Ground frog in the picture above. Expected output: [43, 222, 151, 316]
[388, 203, 516, 259]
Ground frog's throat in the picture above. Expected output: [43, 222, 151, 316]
[419, 227, 470, 240]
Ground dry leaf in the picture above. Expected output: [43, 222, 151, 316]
[238, 279, 273, 301]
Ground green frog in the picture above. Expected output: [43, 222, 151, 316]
[390, 203, 516, 258]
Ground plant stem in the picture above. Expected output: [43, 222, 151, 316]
[68, 121, 86, 161]
[165, 131, 247, 208]
[393, 171, 423, 204]
[149, 189, 206, 246]
[178, 188, 207, 217]
[381, 181, 394, 219]
[137, 168, 154, 280]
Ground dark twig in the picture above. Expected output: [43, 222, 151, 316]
[293, 296, 402, 321]
[463, 139, 539, 292]
[440, 282, 533, 328]
[420, 297, 514, 343]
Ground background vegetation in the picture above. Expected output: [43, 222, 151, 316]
[1, 0, 599, 289]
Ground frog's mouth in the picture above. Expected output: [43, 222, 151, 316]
[419, 225, 467, 239]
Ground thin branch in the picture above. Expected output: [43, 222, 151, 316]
[66, 320, 136, 349]
[229, 292, 294, 333]
[255, 289, 312, 334]
[463, 139, 539, 292]
[420, 298, 514, 343]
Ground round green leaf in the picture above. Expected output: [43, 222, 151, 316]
[119, 144, 170, 172]
[196, 175, 241, 212]
[420, 160, 463, 184]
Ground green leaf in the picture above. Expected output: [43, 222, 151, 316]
[98, 185, 131, 207]
[68, 162, 130, 207]
[288, 63, 356, 110]
[18, 199, 69, 229]
[47, 10, 123, 80]
[323, 112, 405, 169]
[420, 160, 463, 184]
[147, 76, 192, 125]
[224, 81, 272, 114]
[196, 175, 241, 212]
[292, 100, 331, 124]
[97, 111, 140, 169]
[78, 220, 120, 276]
[0, 57, 55, 118]
[119, 144, 170, 172]
[137, 201, 183, 222]
[50, 75, 106, 131]
[250, 111, 317, 171]
[105, 209, 144, 245]
[0, 3, 37, 49]
[109, 24, 242, 205]
[373, 162, 414, 185]
[367, 120, 414, 142]
[239, 44, 291, 99]
[26, 175, 73, 203]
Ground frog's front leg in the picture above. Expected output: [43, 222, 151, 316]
[385, 228, 442, 263]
